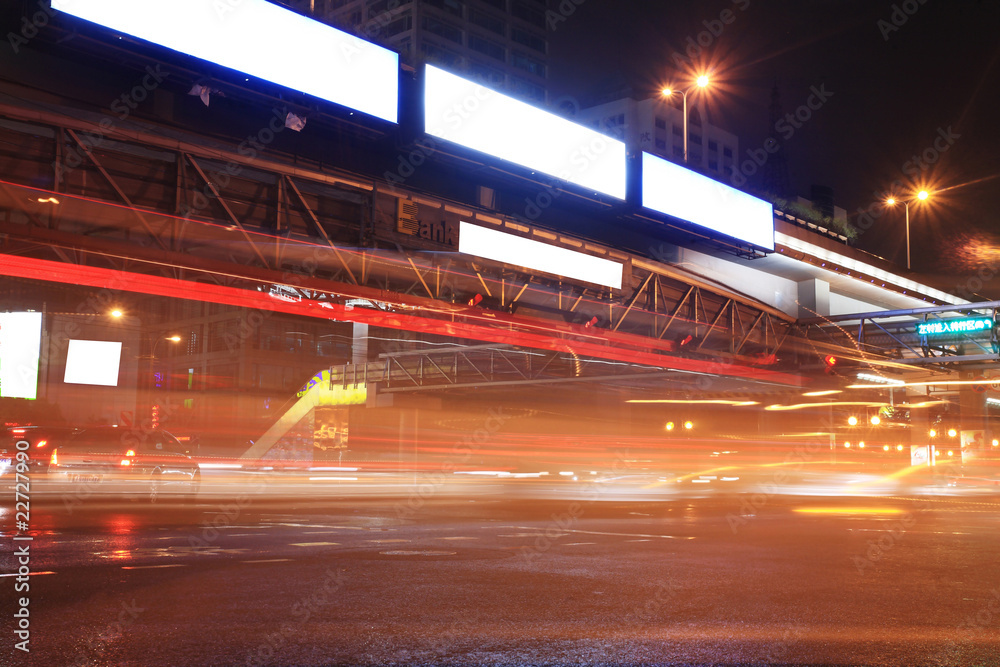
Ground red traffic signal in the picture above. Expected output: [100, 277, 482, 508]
[822, 355, 838, 375]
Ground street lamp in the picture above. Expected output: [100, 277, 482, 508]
[146, 334, 181, 428]
[885, 190, 930, 270]
[661, 75, 710, 163]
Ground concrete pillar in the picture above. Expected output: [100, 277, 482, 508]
[352, 323, 369, 365]
[797, 279, 830, 319]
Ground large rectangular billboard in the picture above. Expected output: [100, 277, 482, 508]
[0, 312, 42, 400]
[52, 0, 399, 123]
[459, 222, 623, 289]
[641, 152, 774, 251]
[424, 65, 627, 200]
[63, 339, 123, 387]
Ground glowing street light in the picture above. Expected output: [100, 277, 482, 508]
[870, 415, 881, 426]
[947, 428, 957, 438]
[885, 190, 931, 270]
[847, 416, 858, 426]
[661, 74, 710, 163]
[110, 309, 123, 318]
[683, 420, 694, 430]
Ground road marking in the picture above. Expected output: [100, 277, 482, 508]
[0, 571, 55, 577]
[121, 564, 186, 570]
[441, 536, 478, 541]
[513, 527, 694, 540]
[290, 542, 340, 547]
[565, 542, 597, 546]
[241, 559, 293, 563]
[367, 539, 409, 544]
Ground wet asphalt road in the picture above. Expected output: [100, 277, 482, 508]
[3, 492, 1000, 666]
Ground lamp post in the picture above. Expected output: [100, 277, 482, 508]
[661, 74, 710, 163]
[885, 190, 929, 270]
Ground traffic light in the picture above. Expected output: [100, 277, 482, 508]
[823, 355, 838, 375]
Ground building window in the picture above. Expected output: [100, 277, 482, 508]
[469, 34, 505, 61]
[672, 124, 681, 136]
[655, 139, 666, 150]
[511, 27, 545, 53]
[723, 146, 733, 157]
[469, 60, 504, 85]
[690, 133, 702, 144]
[480, 0, 506, 9]
[422, 16, 463, 44]
[511, 51, 545, 77]
[470, 9, 505, 35]
[383, 14, 412, 37]
[425, 0, 464, 18]
[420, 41, 461, 67]
[511, 0, 546, 29]
[708, 140, 718, 152]
[367, 0, 412, 15]
[709, 160, 719, 170]
[655, 117, 666, 130]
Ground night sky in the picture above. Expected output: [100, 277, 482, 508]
[547, 0, 1000, 274]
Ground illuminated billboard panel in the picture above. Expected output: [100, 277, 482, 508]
[64, 340, 123, 387]
[51, 0, 399, 123]
[916, 317, 991, 336]
[641, 152, 774, 251]
[0, 312, 42, 400]
[424, 65, 627, 200]
[459, 222, 623, 289]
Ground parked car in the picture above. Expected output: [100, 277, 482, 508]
[44, 426, 200, 503]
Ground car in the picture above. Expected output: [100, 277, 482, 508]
[1, 425, 78, 477]
[44, 426, 201, 504]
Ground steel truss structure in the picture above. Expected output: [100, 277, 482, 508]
[0, 103, 798, 373]
[797, 302, 999, 370]
[330, 344, 726, 393]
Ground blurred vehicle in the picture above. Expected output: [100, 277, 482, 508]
[44, 426, 201, 503]
[2, 425, 78, 477]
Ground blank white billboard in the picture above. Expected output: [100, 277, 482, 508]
[64, 340, 123, 387]
[52, 0, 399, 123]
[459, 222, 623, 289]
[424, 65, 627, 200]
[0, 312, 42, 400]
[642, 152, 774, 251]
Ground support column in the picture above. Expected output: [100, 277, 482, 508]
[797, 279, 830, 319]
